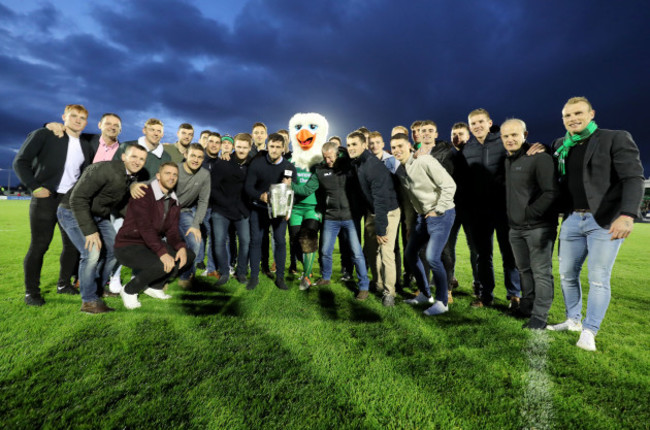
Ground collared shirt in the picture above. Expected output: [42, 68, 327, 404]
[137, 136, 165, 159]
[380, 151, 399, 174]
[267, 153, 284, 165]
[92, 136, 120, 163]
[151, 179, 179, 204]
[57, 135, 85, 194]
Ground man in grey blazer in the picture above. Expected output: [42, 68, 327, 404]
[546, 97, 644, 352]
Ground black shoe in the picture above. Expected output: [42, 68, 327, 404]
[57, 285, 80, 295]
[275, 278, 288, 290]
[196, 262, 206, 270]
[25, 293, 45, 306]
[236, 274, 247, 284]
[523, 318, 547, 330]
[215, 274, 229, 286]
[340, 272, 352, 282]
[246, 277, 259, 291]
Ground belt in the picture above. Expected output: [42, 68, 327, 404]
[574, 209, 591, 214]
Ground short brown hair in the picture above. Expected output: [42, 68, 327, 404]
[100, 112, 121, 124]
[452, 122, 469, 131]
[392, 125, 408, 135]
[267, 133, 285, 144]
[420, 120, 437, 129]
[234, 133, 253, 145]
[178, 123, 194, 131]
[158, 162, 178, 172]
[410, 120, 422, 129]
[391, 132, 410, 142]
[252, 122, 267, 131]
[187, 143, 205, 154]
[368, 131, 383, 140]
[145, 118, 164, 127]
[347, 131, 366, 144]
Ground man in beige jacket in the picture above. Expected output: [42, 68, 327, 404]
[390, 133, 457, 316]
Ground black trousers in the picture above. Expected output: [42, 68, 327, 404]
[115, 243, 195, 294]
[24, 194, 79, 295]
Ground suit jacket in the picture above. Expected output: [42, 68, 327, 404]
[552, 128, 644, 228]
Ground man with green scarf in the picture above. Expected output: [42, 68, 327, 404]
[546, 96, 644, 352]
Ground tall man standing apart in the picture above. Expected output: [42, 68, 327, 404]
[348, 131, 401, 307]
[13, 104, 94, 305]
[545, 97, 644, 351]
[462, 108, 521, 308]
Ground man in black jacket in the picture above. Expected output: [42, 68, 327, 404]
[13, 104, 94, 306]
[462, 108, 521, 308]
[244, 135, 297, 290]
[210, 133, 253, 285]
[348, 131, 401, 306]
[545, 97, 644, 351]
[502, 119, 558, 329]
[57, 143, 148, 313]
[291, 141, 370, 299]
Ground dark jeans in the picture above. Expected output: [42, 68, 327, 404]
[509, 226, 556, 325]
[115, 243, 195, 294]
[469, 210, 521, 303]
[212, 212, 250, 278]
[249, 209, 287, 279]
[405, 209, 455, 304]
[24, 194, 79, 295]
[441, 208, 479, 288]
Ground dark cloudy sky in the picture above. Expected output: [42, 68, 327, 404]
[1, 0, 648, 187]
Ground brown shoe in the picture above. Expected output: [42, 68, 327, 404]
[509, 296, 521, 310]
[470, 299, 484, 308]
[206, 271, 220, 279]
[448, 290, 454, 304]
[356, 290, 369, 301]
[178, 279, 192, 290]
[450, 278, 459, 290]
[81, 299, 115, 314]
[315, 279, 331, 286]
[270, 262, 277, 273]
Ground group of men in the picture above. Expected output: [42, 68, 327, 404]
[14, 96, 644, 352]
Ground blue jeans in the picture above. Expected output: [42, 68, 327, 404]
[321, 219, 369, 290]
[249, 209, 287, 278]
[405, 209, 455, 304]
[195, 208, 217, 273]
[178, 209, 202, 280]
[57, 206, 117, 303]
[211, 211, 250, 278]
[558, 212, 623, 334]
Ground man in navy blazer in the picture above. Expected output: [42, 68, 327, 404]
[546, 97, 644, 352]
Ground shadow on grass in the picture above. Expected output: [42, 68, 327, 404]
[318, 287, 338, 320]
[349, 300, 382, 323]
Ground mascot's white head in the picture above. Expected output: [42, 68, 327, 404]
[289, 112, 329, 170]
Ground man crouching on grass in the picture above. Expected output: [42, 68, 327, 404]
[114, 163, 195, 309]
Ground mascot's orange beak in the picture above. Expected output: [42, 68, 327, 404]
[296, 129, 316, 151]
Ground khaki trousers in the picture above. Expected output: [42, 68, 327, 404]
[363, 208, 401, 297]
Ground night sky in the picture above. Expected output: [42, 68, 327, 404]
[1, 0, 648, 187]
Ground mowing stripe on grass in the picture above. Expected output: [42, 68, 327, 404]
[520, 329, 554, 430]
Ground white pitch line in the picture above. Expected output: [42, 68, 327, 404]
[521, 330, 554, 430]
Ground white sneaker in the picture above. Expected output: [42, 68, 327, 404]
[547, 319, 582, 332]
[404, 294, 434, 305]
[143, 288, 172, 300]
[423, 301, 448, 316]
[120, 289, 141, 309]
[201, 270, 208, 276]
[108, 275, 123, 294]
[576, 329, 597, 351]
[229, 265, 236, 276]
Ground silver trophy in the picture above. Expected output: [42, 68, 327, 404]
[268, 183, 294, 218]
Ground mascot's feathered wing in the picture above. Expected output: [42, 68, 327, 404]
[287, 112, 329, 289]
[289, 112, 329, 171]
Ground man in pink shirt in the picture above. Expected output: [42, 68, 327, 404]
[91, 113, 122, 163]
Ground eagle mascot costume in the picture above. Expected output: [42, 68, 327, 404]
[288, 112, 329, 290]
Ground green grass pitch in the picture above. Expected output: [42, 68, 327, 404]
[1, 200, 648, 429]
